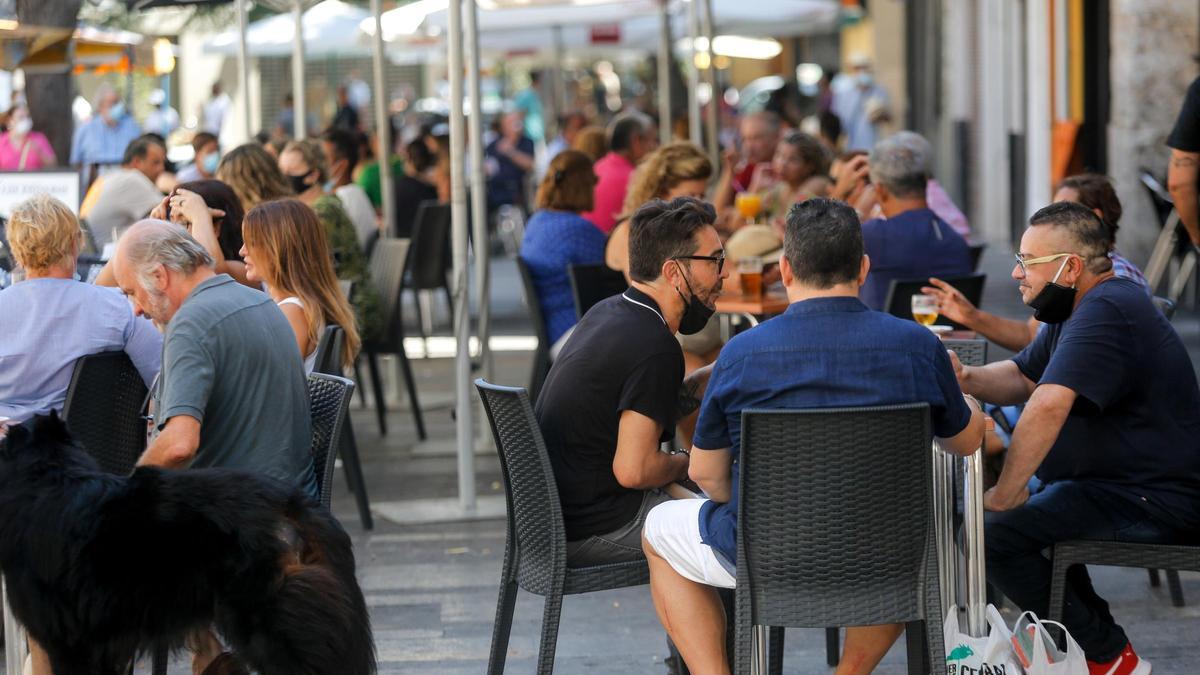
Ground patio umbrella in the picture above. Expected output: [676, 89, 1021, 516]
[205, 0, 370, 57]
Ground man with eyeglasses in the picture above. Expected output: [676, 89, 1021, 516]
[955, 201, 1200, 675]
[536, 197, 728, 569]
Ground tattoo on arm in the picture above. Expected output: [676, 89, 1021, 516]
[677, 379, 702, 417]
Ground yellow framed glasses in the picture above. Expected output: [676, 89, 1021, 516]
[1013, 252, 1073, 275]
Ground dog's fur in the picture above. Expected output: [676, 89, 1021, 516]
[0, 414, 376, 675]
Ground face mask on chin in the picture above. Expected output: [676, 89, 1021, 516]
[1027, 256, 1077, 324]
[673, 261, 717, 335]
[287, 173, 312, 195]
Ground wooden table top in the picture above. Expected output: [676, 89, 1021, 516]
[714, 292, 790, 315]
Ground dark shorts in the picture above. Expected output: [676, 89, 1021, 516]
[565, 489, 672, 567]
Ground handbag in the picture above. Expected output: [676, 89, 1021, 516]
[1011, 611, 1087, 674]
[944, 604, 1024, 675]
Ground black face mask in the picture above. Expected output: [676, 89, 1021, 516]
[674, 262, 716, 335]
[1027, 257, 1077, 324]
[287, 173, 312, 195]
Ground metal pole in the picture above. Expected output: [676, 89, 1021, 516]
[553, 25, 566, 128]
[962, 449, 987, 637]
[657, 0, 672, 145]
[371, 0, 395, 238]
[448, 0, 476, 512]
[686, 0, 701, 144]
[465, 0, 491, 384]
[291, 0, 307, 139]
[700, 0, 719, 168]
[236, 0, 252, 141]
[1025, 0, 1052, 218]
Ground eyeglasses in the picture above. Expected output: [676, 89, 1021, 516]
[1013, 252, 1073, 275]
[672, 254, 726, 274]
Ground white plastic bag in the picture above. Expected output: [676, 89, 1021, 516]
[1011, 611, 1087, 675]
[944, 604, 1024, 675]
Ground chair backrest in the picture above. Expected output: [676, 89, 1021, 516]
[367, 238, 411, 348]
[307, 373, 356, 509]
[61, 351, 149, 475]
[967, 243, 987, 272]
[1153, 295, 1177, 320]
[884, 273, 986, 329]
[515, 257, 551, 348]
[313, 325, 345, 375]
[737, 404, 935, 627]
[409, 200, 452, 290]
[475, 379, 566, 592]
[568, 264, 628, 319]
[942, 338, 988, 367]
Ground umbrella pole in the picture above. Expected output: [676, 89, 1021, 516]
[686, 0, 700, 145]
[291, 0, 307, 139]
[236, 0, 252, 143]
[701, 0, 719, 168]
[448, 0, 476, 513]
[465, 0, 491, 385]
[371, 0, 395, 238]
[657, 0, 671, 145]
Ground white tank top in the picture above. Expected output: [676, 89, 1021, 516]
[277, 297, 321, 374]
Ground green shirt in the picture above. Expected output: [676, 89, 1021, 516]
[355, 156, 406, 208]
[313, 194, 384, 342]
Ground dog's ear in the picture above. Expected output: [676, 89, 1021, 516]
[0, 421, 30, 457]
[31, 412, 73, 447]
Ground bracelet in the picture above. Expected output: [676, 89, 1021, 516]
[669, 446, 690, 456]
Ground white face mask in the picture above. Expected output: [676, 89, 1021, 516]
[11, 118, 32, 136]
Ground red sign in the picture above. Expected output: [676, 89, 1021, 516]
[590, 24, 621, 44]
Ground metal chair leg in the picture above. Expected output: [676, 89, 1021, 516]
[824, 626, 840, 667]
[366, 350, 387, 436]
[339, 424, 374, 530]
[1167, 570, 1186, 607]
[397, 345, 427, 440]
[353, 360, 367, 408]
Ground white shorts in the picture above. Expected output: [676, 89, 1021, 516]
[643, 498, 736, 589]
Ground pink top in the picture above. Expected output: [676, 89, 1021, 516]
[926, 179, 970, 240]
[582, 152, 635, 234]
[0, 132, 55, 171]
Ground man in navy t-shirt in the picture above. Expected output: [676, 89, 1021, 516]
[859, 131, 973, 310]
[641, 198, 985, 673]
[957, 201, 1200, 675]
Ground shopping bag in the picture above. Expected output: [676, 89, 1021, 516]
[944, 604, 1024, 675]
[1011, 611, 1087, 675]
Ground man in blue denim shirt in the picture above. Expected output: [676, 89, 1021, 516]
[641, 198, 985, 673]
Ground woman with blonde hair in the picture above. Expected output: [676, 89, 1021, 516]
[571, 125, 609, 163]
[604, 142, 712, 274]
[215, 143, 292, 210]
[240, 198, 361, 372]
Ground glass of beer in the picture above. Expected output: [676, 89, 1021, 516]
[735, 192, 762, 225]
[738, 256, 764, 298]
[911, 294, 939, 326]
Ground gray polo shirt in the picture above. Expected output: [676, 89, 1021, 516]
[153, 274, 313, 487]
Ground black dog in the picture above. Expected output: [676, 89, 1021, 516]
[0, 414, 376, 675]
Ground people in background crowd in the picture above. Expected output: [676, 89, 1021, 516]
[144, 89, 180, 139]
[642, 198, 984, 674]
[331, 86, 360, 132]
[583, 111, 657, 233]
[355, 126, 406, 211]
[241, 198, 362, 373]
[536, 197, 725, 569]
[924, 173, 1151, 352]
[485, 111, 536, 215]
[84, 134, 166, 250]
[175, 132, 220, 183]
[832, 53, 891, 151]
[545, 111, 588, 166]
[216, 143, 292, 210]
[274, 92, 316, 140]
[712, 111, 781, 211]
[0, 194, 160, 423]
[750, 130, 831, 228]
[572, 124, 609, 163]
[520, 150, 606, 357]
[392, 138, 440, 239]
[70, 85, 141, 181]
[202, 82, 231, 137]
[514, 71, 545, 145]
[957, 202, 1200, 675]
[322, 128, 377, 249]
[857, 131, 971, 310]
[0, 103, 56, 170]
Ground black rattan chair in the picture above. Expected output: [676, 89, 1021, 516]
[313, 326, 373, 530]
[942, 338, 988, 367]
[968, 243, 987, 272]
[361, 238, 426, 439]
[475, 380, 650, 674]
[884, 273, 987, 330]
[1050, 540, 1198, 621]
[567, 264, 627, 320]
[306, 372, 356, 510]
[515, 258, 552, 403]
[734, 404, 944, 675]
[406, 200, 454, 340]
[61, 351, 149, 475]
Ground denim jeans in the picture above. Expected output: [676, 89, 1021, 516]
[985, 479, 1185, 662]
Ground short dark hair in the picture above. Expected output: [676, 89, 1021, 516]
[122, 134, 165, 166]
[627, 197, 716, 283]
[321, 128, 361, 172]
[1056, 173, 1122, 242]
[191, 132, 218, 155]
[405, 138, 435, 173]
[1028, 201, 1112, 274]
[609, 112, 652, 153]
[782, 198, 863, 288]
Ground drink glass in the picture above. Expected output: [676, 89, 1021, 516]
[911, 294, 939, 326]
[738, 256, 764, 298]
[735, 192, 762, 225]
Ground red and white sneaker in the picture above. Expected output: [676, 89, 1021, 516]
[1087, 643, 1152, 675]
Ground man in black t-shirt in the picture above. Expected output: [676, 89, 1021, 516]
[1168, 76, 1200, 246]
[956, 202, 1200, 674]
[536, 197, 727, 567]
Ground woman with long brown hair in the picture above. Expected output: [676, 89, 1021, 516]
[240, 199, 361, 372]
[216, 143, 293, 210]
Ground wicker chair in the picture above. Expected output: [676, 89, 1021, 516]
[1050, 540, 1199, 624]
[61, 351, 149, 475]
[734, 405, 944, 675]
[313, 327, 373, 530]
[474, 380, 650, 674]
[515, 259, 553, 403]
[306, 373, 356, 510]
[361, 238, 426, 439]
[567, 264, 627, 319]
[942, 338, 988, 367]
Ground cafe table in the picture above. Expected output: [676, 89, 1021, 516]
[714, 292, 790, 341]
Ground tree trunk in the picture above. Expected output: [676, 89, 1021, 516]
[15, 0, 84, 165]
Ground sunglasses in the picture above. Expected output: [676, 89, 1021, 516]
[671, 254, 726, 274]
